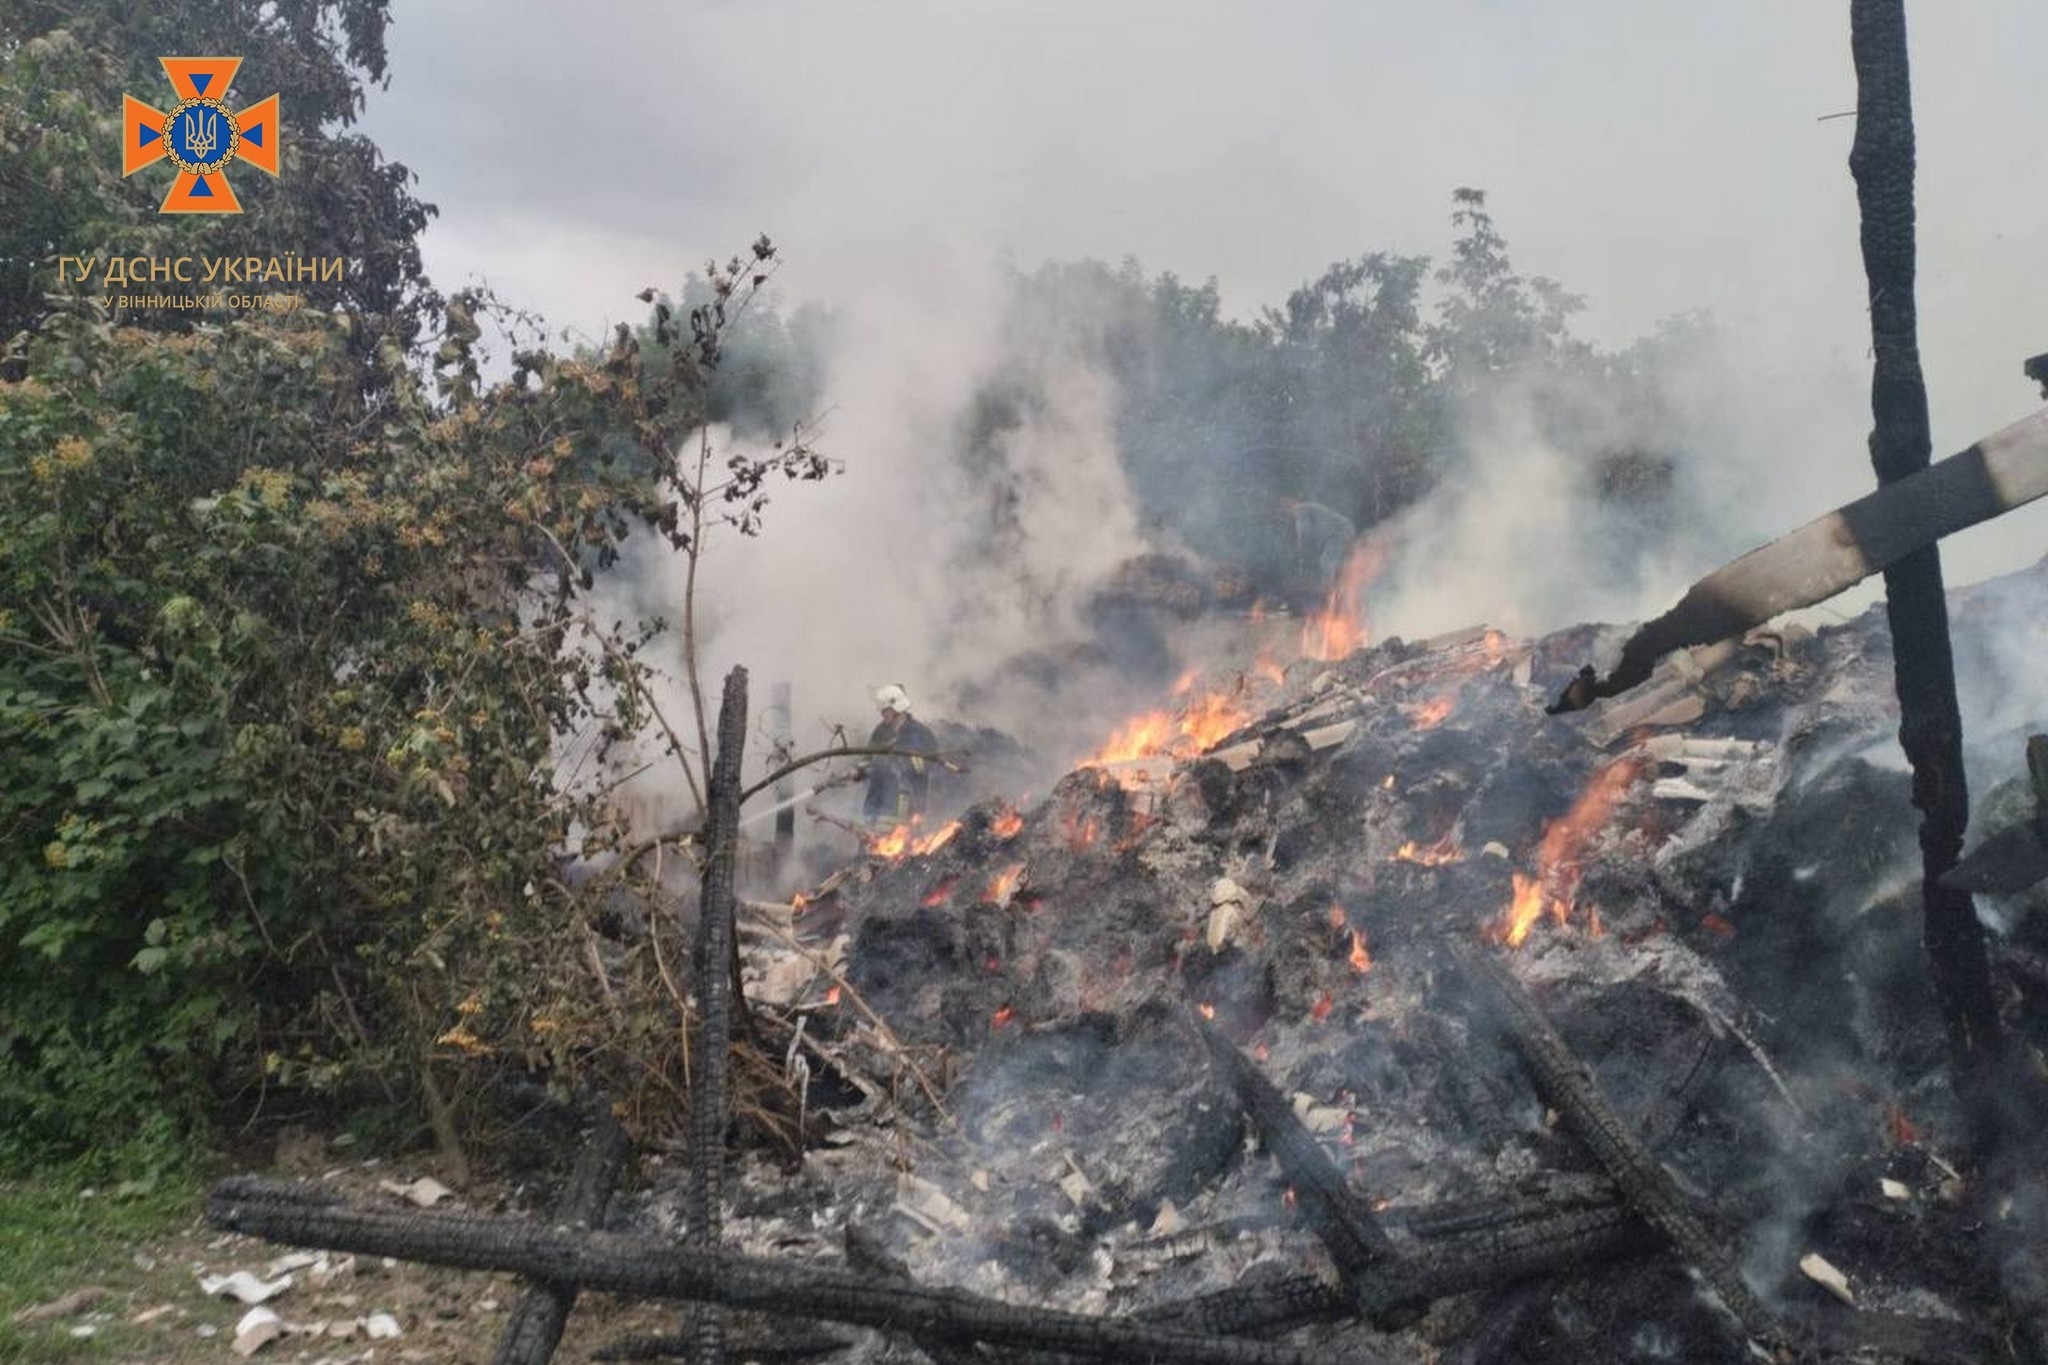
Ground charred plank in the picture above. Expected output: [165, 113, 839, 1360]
[1194, 1015, 1421, 1326]
[1446, 942, 1780, 1345]
[489, 1097, 631, 1365]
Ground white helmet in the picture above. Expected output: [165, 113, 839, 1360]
[874, 683, 911, 714]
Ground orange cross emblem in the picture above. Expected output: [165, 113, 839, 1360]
[122, 57, 281, 214]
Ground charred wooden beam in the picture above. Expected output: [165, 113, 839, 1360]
[204, 1177, 1346, 1365]
[488, 1098, 631, 1365]
[1194, 1016, 1421, 1327]
[689, 666, 750, 1365]
[592, 1321, 850, 1362]
[1142, 1197, 1653, 1341]
[1544, 403, 2048, 715]
[1446, 943, 1780, 1346]
[1849, 0, 2008, 1137]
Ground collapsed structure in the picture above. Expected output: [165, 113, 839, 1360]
[211, 543, 2048, 1363]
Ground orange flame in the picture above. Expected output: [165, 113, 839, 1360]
[1403, 695, 1455, 730]
[1180, 689, 1248, 751]
[1062, 810, 1101, 852]
[1198, 1002, 1216, 1021]
[1114, 810, 1156, 851]
[1170, 667, 1202, 697]
[1088, 709, 1178, 766]
[868, 823, 913, 858]
[992, 1004, 1015, 1030]
[1310, 990, 1334, 1022]
[991, 806, 1024, 839]
[791, 891, 811, 914]
[1347, 929, 1372, 974]
[1252, 655, 1287, 689]
[870, 816, 961, 860]
[1300, 541, 1386, 663]
[916, 820, 961, 854]
[1380, 774, 1396, 791]
[922, 878, 956, 907]
[1394, 836, 1462, 867]
[825, 984, 842, 1006]
[1083, 686, 1251, 771]
[1502, 871, 1546, 948]
[984, 862, 1027, 904]
[1492, 759, 1645, 947]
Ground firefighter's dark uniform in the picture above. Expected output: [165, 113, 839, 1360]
[863, 712, 939, 829]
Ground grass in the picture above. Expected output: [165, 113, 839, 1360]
[0, 1156, 208, 1363]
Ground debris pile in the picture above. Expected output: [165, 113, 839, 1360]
[207, 556, 2048, 1363]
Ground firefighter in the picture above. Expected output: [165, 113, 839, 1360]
[862, 684, 939, 831]
[1288, 498, 1357, 606]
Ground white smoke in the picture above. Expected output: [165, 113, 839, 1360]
[590, 260, 1153, 833]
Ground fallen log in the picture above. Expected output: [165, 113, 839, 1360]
[1445, 942, 1781, 1346]
[204, 1177, 1345, 1365]
[593, 1321, 849, 1362]
[489, 1099, 631, 1365]
[1194, 1016, 1418, 1327]
[1134, 1199, 1651, 1339]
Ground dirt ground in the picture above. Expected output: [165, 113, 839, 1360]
[5, 1129, 681, 1365]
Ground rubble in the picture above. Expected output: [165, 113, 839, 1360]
[207, 556, 2048, 1363]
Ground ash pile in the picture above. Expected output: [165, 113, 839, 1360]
[724, 558, 2048, 1364]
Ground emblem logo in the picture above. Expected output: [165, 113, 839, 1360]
[123, 57, 280, 214]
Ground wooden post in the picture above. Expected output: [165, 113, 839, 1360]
[768, 681, 794, 881]
[1847, 0, 2006, 1128]
[688, 666, 749, 1365]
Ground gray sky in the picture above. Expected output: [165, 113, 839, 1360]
[358, 1, 2047, 645]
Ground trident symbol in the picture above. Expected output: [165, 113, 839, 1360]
[183, 107, 217, 162]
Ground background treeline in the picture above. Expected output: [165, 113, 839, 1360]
[958, 189, 1716, 594]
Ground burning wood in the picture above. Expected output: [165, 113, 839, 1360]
[1300, 541, 1384, 662]
[981, 861, 1027, 906]
[1400, 695, 1455, 730]
[1391, 835, 1461, 866]
[1489, 757, 1645, 948]
[868, 816, 960, 860]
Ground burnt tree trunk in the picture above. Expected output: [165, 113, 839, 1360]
[1847, 0, 2004, 1120]
[688, 665, 750, 1365]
